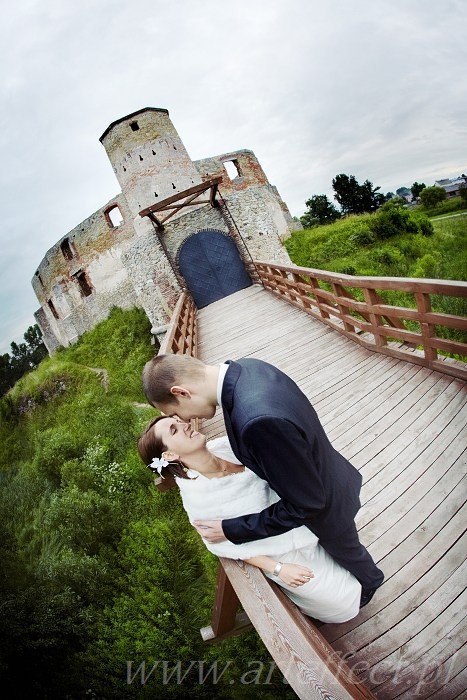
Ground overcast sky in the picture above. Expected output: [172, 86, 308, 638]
[1, 0, 466, 353]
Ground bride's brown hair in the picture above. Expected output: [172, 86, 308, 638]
[137, 415, 194, 480]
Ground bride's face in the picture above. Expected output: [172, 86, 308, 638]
[154, 416, 206, 459]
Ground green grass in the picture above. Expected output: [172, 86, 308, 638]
[285, 211, 466, 281]
[1, 305, 290, 699]
[416, 195, 467, 218]
[285, 211, 467, 351]
[429, 209, 467, 220]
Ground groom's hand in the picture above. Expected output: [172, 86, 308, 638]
[193, 520, 226, 543]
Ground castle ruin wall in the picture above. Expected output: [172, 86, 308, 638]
[33, 107, 299, 352]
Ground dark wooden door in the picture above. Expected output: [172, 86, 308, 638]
[178, 230, 252, 308]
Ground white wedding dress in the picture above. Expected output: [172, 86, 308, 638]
[175, 437, 361, 624]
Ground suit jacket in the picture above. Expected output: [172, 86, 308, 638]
[220, 358, 363, 544]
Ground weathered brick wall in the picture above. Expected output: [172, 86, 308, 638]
[194, 149, 300, 241]
[34, 307, 61, 354]
[195, 149, 269, 188]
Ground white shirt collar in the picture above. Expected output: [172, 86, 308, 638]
[216, 363, 229, 407]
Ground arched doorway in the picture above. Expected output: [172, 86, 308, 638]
[178, 230, 252, 308]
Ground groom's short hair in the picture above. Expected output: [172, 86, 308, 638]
[143, 354, 206, 407]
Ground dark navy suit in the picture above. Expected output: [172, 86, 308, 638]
[220, 358, 384, 590]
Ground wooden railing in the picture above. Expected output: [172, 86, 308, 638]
[155, 290, 198, 493]
[159, 290, 198, 356]
[254, 261, 467, 380]
[201, 560, 376, 700]
[152, 266, 467, 697]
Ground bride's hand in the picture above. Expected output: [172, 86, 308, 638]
[278, 563, 314, 587]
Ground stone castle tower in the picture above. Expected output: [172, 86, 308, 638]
[32, 107, 298, 352]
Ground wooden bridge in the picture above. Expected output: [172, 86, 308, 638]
[158, 262, 467, 700]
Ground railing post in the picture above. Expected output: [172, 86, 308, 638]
[416, 291, 438, 364]
[200, 562, 251, 642]
[363, 287, 387, 349]
[332, 282, 357, 334]
[308, 276, 330, 319]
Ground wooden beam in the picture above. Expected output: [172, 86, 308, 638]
[210, 181, 219, 207]
[139, 176, 223, 217]
[199, 563, 252, 642]
[155, 199, 211, 210]
[158, 188, 214, 225]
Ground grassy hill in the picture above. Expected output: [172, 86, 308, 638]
[285, 208, 466, 344]
[0, 307, 291, 699]
[285, 209, 466, 281]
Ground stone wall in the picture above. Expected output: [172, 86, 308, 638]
[32, 193, 139, 351]
[100, 108, 203, 218]
[32, 107, 299, 352]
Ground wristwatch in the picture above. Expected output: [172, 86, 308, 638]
[273, 562, 283, 577]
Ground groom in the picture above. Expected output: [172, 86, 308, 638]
[142, 353, 384, 606]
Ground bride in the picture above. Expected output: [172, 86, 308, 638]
[138, 415, 361, 624]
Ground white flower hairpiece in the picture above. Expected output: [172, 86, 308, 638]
[148, 456, 169, 475]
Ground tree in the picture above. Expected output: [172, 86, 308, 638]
[332, 174, 384, 215]
[0, 324, 47, 397]
[23, 325, 48, 367]
[0, 354, 11, 396]
[396, 187, 411, 199]
[459, 184, 467, 203]
[411, 181, 426, 199]
[419, 186, 446, 209]
[300, 194, 341, 227]
[359, 179, 385, 212]
[383, 196, 406, 208]
[385, 192, 395, 200]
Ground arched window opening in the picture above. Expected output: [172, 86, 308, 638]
[104, 205, 124, 228]
[47, 299, 59, 319]
[130, 121, 139, 131]
[223, 160, 242, 180]
[60, 238, 75, 260]
[75, 271, 93, 297]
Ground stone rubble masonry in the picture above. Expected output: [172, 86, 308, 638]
[32, 107, 300, 353]
[100, 107, 203, 219]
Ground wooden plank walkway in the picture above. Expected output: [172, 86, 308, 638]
[197, 285, 467, 700]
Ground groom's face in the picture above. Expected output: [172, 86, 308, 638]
[158, 387, 216, 421]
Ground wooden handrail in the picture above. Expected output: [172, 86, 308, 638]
[202, 559, 376, 700]
[158, 290, 198, 357]
[254, 261, 467, 380]
[154, 290, 198, 492]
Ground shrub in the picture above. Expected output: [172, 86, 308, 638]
[373, 247, 404, 267]
[413, 253, 442, 278]
[349, 229, 376, 245]
[411, 214, 434, 236]
[419, 186, 447, 208]
[418, 195, 466, 217]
